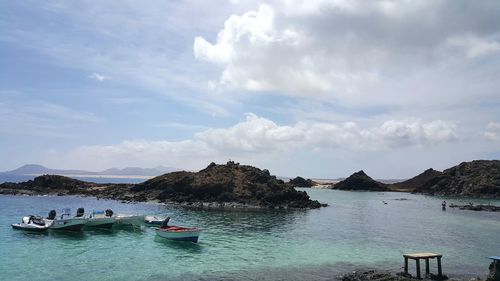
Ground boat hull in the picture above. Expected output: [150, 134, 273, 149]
[85, 217, 116, 229]
[116, 215, 145, 227]
[156, 227, 201, 243]
[48, 218, 87, 232]
[144, 216, 165, 227]
[11, 223, 50, 232]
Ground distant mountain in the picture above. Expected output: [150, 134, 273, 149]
[2, 164, 179, 177]
[5, 164, 92, 175]
[98, 166, 176, 176]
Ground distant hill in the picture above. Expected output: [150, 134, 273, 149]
[333, 170, 389, 191]
[389, 168, 442, 191]
[2, 164, 179, 177]
[412, 160, 500, 197]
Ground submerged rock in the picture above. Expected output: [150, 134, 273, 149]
[340, 270, 449, 281]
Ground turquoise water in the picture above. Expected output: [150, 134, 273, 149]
[1, 190, 499, 280]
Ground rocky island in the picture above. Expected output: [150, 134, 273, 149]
[390, 160, 500, 198]
[333, 170, 389, 191]
[286, 176, 316, 188]
[0, 161, 323, 209]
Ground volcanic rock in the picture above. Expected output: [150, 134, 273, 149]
[132, 161, 322, 208]
[334, 170, 389, 191]
[287, 176, 316, 188]
[413, 160, 500, 197]
[390, 168, 443, 192]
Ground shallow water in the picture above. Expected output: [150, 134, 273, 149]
[1, 190, 499, 281]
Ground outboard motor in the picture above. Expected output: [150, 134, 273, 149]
[105, 209, 114, 217]
[76, 207, 85, 217]
[47, 210, 56, 220]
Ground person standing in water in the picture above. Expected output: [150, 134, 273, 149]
[442, 200, 447, 210]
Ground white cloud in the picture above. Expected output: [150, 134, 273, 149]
[447, 34, 500, 58]
[484, 122, 500, 141]
[52, 114, 458, 170]
[195, 113, 305, 152]
[88, 73, 112, 82]
[194, 0, 500, 102]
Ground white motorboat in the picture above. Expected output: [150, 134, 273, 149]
[144, 215, 166, 227]
[115, 214, 145, 227]
[46, 208, 87, 232]
[12, 215, 52, 232]
[85, 209, 116, 229]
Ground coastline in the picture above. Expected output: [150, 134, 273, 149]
[1, 188, 498, 280]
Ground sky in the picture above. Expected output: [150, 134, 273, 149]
[1, 0, 499, 179]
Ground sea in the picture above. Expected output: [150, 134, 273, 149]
[0, 187, 499, 281]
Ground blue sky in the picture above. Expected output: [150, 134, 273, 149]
[1, 1, 499, 178]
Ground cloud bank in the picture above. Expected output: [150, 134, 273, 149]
[194, 0, 500, 107]
[55, 114, 458, 171]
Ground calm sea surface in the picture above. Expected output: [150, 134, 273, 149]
[1, 189, 499, 281]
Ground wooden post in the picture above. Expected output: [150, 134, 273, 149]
[437, 256, 442, 276]
[404, 257, 409, 274]
[425, 258, 430, 275]
[416, 259, 421, 279]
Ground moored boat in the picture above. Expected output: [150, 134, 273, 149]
[12, 215, 52, 232]
[155, 217, 201, 243]
[86, 209, 116, 229]
[144, 215, 166, 226]
[46, 208, 87, 232]
[115, 214, 145, 227]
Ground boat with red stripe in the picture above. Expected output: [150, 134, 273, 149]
[155, 217, 201, 243]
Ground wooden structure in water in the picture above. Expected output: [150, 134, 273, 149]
[403, 252, 443, 279]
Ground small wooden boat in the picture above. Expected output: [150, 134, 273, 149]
[156, 226, 201, 243]
[155, 218, 201, 243]
[12, 216, 52, 232]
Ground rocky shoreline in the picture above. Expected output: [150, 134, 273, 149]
[339, 265, 500, 281]
[449, 203, 500, 212]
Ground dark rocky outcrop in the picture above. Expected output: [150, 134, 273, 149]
[390, 168, 443, 192]
[0, 174, 129, 196]
[333, 170, 389, 191]
[131, 161, 322, 208]
[413, 160, 500, 197]
[340, 270, 447, 281]
[287, 176, 316, 188]
[449, 203, 500, 212]
[0, 162, 323, 209]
